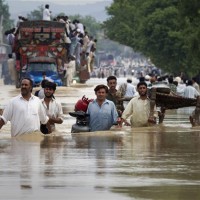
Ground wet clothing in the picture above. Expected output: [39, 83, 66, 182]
[1, 94, 48, 137]
[86, 99, 118, 132]
[122, 96, 156, 127]
[41, 98, 64, 131]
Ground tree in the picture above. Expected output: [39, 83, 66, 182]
[27, 5, 43, 20]
[0, 0, 14, 39]
[104, 0, 200, 77]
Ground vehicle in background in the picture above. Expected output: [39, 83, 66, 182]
[13, 20, 67, 88]
[24, 60, 62, 86]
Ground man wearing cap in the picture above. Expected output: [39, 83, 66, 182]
[41, 81, 64, 133]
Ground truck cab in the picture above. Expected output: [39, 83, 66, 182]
[25, 61, 62, 86]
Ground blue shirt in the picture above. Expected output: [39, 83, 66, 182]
[86, 99, 118, 132]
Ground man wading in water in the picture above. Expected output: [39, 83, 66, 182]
[120, 81, 157, 127]
[0, 78, 49, 137]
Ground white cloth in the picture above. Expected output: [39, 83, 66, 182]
[41, 98, 64, 131]
[123, 83, 138, 108]
[124, 83, 137, 97]
[176, 83, 186, 96]
[183, 85, 200, 98]
[7, 58, 16, 81]
[76, 22, 84, 34]
[1, 94, 49, 137]
[43, 8, 51, 21]
[122, 96, 157, 127]
[38, 88, 45, 99]
[193, 82, 200, 93]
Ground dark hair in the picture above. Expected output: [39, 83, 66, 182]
[41, 79, 49, 88]
[187, 80, 193, 86]
[44, 81, 56, 90]
[173, 81, 178, 86]
[192, 77, 197, 82]
[45, 4, 49, 9]
[139, 77, 145, 82]
[168, 77, 173, 84]
[21, 77, 33, 88]
[137, 81, 147, 88]
[94, 84, 108, 93]
[107, 75, 117, 83]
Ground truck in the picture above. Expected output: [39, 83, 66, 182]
[13, 20, 90, 88]
[13, 20, 66, 87]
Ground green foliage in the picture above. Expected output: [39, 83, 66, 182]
[27, 5, 43, 20]
[0, 0, 14, 34]
[104, 0, 200, 77]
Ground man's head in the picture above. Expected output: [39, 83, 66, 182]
[107, 76, 117, 91]
[137, 81, 148, 97]
[168, 76, 174, 84]
[127, 77, 132, 83]
[21, 78, 33, 96]
[45, 4, 49, 9]
[192, 77, 197, 83]
[44, 81, 56, 98]
[42, 72, 46, 79]
[94, 84, 108, 101]
[41, 79, 49, 89]
[187, 80, 193, 86]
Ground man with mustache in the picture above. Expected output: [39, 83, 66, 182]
[41, 81, 64, 134]
[0, 78, 49, 137]
[86, 84, 119, 132]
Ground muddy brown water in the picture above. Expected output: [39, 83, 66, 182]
[1, 79, 200, 199]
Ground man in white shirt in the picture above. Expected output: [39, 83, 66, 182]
[41, 81, 64, 133]
[43, 4, 51, 21]
[0, 78, 49, 137]
[120, 81, 157, 127]
[118, 77, 138, 108]
[183, 79, 200, 99]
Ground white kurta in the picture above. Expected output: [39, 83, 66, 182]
[1, 95, 49, 136]
[41, 98, 64, 131]
[122, 96, 156, 127]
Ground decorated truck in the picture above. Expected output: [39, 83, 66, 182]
[13, 20, 90, 88]
[13, 20, 67, 87]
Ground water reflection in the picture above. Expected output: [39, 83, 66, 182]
[1, 109, 200, 199]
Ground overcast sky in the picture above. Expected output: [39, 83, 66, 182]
[14, 0, 112, 5]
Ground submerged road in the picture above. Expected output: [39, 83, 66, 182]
[0, 77, 200, 200]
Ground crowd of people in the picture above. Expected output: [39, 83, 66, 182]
[1, 70, 200, 136]
[1, 5, 200, 136]
[3, 4, 97, 87]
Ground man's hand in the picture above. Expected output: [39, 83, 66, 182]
[118, 118, 131, 127]
[148, 116, 156, 125]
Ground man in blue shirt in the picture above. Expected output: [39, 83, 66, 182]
[87, 84, 119, 132]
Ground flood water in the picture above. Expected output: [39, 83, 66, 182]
[1, 78, 200, 200]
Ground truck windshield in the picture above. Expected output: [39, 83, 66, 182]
[27, 63, 57, 72]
